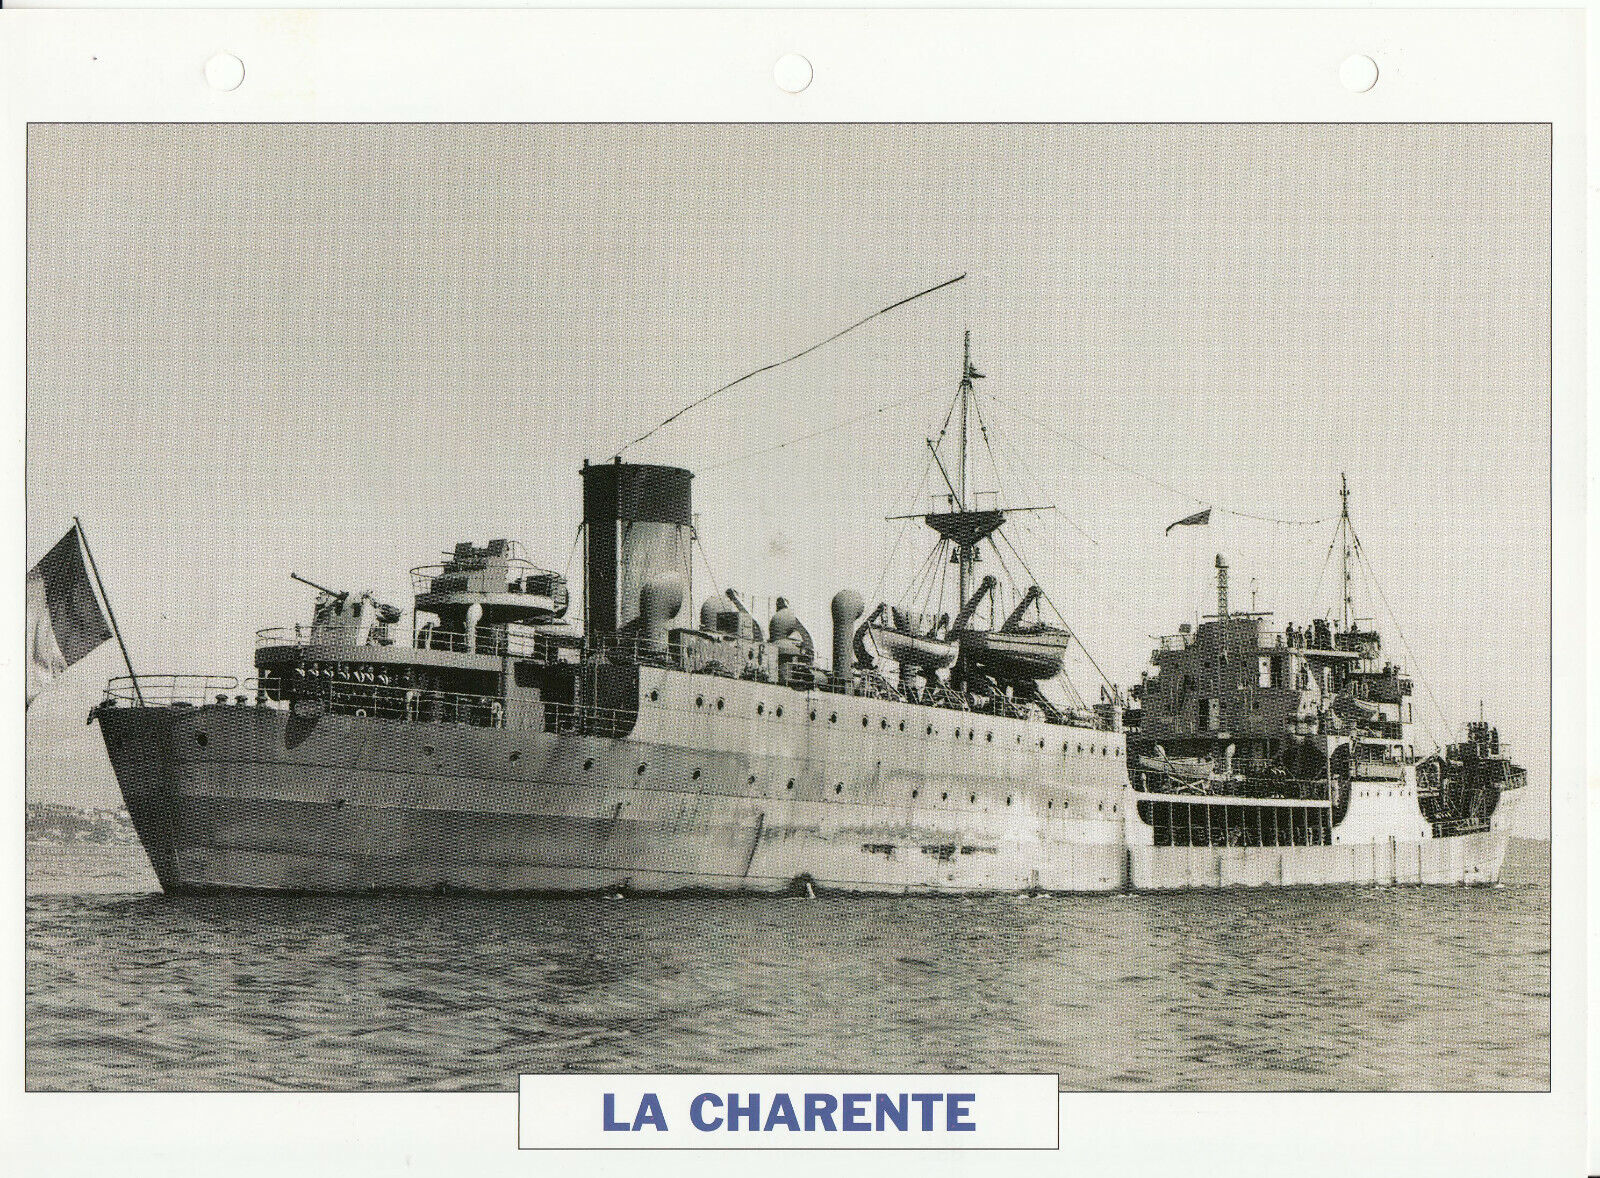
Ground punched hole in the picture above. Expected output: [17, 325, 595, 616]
[773, 53, 813, 94]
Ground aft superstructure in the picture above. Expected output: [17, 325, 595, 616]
[1122, 479, 1525, 887]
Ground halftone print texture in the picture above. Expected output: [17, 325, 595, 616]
[26, 123, 1548, 1093]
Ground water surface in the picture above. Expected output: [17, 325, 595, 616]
[26, 834, 1548, 1092]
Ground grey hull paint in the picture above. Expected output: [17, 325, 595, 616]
[98, 692, 1514, 896]
[98, 702, 1128, 896]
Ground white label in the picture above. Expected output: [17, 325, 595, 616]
[517, 1073, 1059, 1149]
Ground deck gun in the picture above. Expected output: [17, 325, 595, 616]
[290, 572, 349, 605]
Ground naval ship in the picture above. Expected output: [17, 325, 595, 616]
[93, 336, 1132, 895]
[1122, 479, 1526, 888]
[91, 331, 1524, 894]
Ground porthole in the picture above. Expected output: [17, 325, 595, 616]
[508, 751, 521, 763]
[1006, 796, 1012, 806]
[1047, 800, 1054, 809]
[786, 779, 795, 790]
[748, 775, 757, 786]
[584, 758, 594, 770]
[637, 763, 648, 776]
[649, 689, 659, 702]
[1097, 802, 1103, 811]
[422, 744, 435, 756]
[969, 793, 976, 804]
[716, 699, 725, 711]
[899, 721, 906, 732]
[941, 792, 949, 801]
[986, 732, 993, 743]
[195, 733, 208, 747]
[954, 728, 961, 739]
[810, 710, 818, 721]
[691, 768, 701, 780]
[835, 783, 843, 794]
[1039, 739, 1046, 749]
[1115, 747, 1122, 757]
[757, 702, 765, 715]
[968, 732, 974, 742]
[911, 789, 919, 799]
[862, 715, 869, 728]
[1077, 744, 1084, 754]
[696, 696, 705, 708]
[1063, 743, 1070, 753]
[880, 718, 888, 730]
[830, 713, 837, 724]
[775, 706, 784, 718]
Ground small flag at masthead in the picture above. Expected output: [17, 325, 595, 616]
[1164, 507, 1212, 535]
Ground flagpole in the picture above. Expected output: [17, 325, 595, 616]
[72, 516, 143, 705]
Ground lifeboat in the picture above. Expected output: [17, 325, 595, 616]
[858, 603, 958, 673]
[959, 626, 1072, 681]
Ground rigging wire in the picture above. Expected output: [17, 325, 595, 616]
[1350, 531, 1447, 750]
[868, 388, 960, 610]
[692, 530, 724, 604]
[1305, 525, 1342, 622]
[978, 390, 1328, 528]
[560, 524, 583, 585]
[992, 526, 1117, 695]
[617, 273, 967, 457]
[974, 393, 1101, 548]
[699, 386, 930, 473]
[983, 536, 1021, 611]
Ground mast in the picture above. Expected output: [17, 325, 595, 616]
[958, 330, 971, 514]
[956, 330, 980, 606]
[1340, 472, 1353, 631]
[902, 333, 1035, 631]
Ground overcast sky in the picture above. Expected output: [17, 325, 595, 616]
[26, 123, 1550, 834]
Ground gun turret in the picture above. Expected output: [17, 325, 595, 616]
[291, 572, 348, 603]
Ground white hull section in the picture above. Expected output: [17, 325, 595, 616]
[1123, 763, 1522, 890]
[1127, 828, 1512, 890]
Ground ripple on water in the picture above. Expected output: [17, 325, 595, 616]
[24, 841, 1550, 1092]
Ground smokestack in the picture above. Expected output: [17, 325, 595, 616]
[581, 462, 693, 636]
[831, 589, 864, 687]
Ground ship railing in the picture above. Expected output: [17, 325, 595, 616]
[100, 674, 263, 709]
[410, 626, 552, 659]
[408, 554, 559, 596]
[1157, 633, 1194, 652]
[1131, 769, 1335, 801]
[102, 673, 640, 735]
[267, 677, 638, 735]
[256, 624, 557, 661]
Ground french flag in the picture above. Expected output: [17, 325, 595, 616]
[27, 524, 114, 705]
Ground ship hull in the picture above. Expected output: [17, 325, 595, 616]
[98, 665, 1519, 896]
[97, 666, 1129, 896]
[1122, 769, 1523, 890]
[1126, 826, 1513, 890]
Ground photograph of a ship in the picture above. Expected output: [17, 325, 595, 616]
[26, 123, 1549, 1092]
